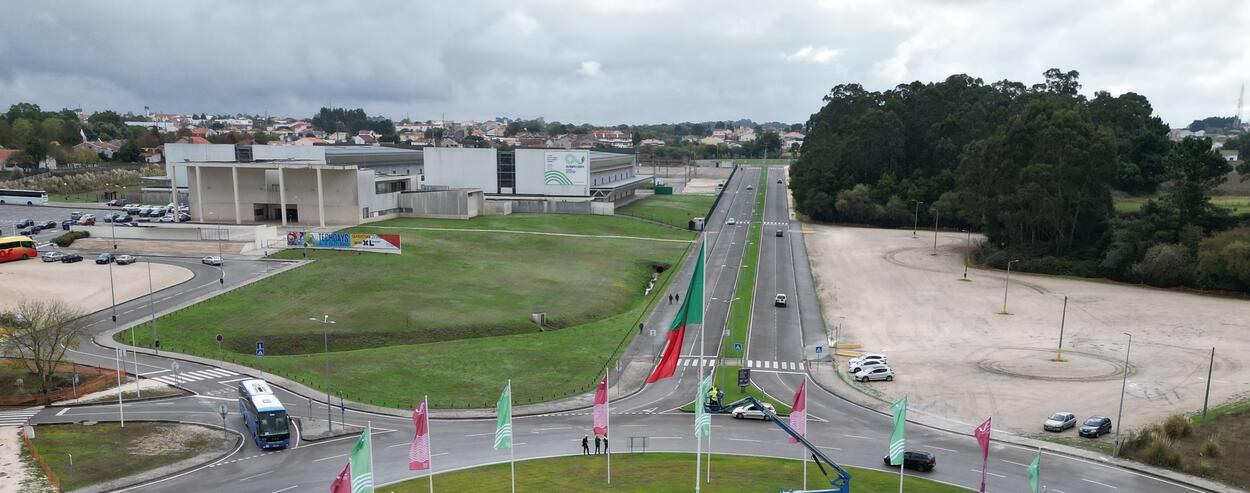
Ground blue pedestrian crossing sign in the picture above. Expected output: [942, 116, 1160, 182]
[733, 342, 742, 352]
[255, 341, 265, 356]
[815, 346, 823, 354]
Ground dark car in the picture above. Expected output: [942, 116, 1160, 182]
[15, 219, 34, 229]
[115, 214, 132, 223]
[776, 229, 784, 237]
[883, 450, 936, 472]
[19, 228, 37, 236]
[95, 253, 114, 264]
[61, 253, 84, 263]
[41, 221, 56, 229]
[1079, 416, 1113, 438]
[61, 219, 73, 230]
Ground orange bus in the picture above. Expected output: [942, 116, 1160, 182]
[0, 235, 38, 263]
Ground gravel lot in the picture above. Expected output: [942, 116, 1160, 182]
[805, 225, 1250, 435]
[0, 257, 192, 313]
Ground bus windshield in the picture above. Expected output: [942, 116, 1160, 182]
[257, 411, 289, 436]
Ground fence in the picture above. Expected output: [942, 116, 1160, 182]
[0, 359, 126, 407]
[22, 429, 61, 490]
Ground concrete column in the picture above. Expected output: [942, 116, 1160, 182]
[316, 168, 326, 228]
[231, 166, 241, 225]
[278, 167, 287, 226]
[193, 166, 204, 222]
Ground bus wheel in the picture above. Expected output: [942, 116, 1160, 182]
[26, 201, 32, 205]
[0, 200, 6, 204]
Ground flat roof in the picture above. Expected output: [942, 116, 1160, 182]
[591, 174, 653, 190]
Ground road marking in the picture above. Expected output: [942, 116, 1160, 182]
[817, 445, 842, 451]
[971, 469, 1007, 478]
[842, 434, 874, 440]
[270, 486, 298, 493]
[139, 370, 170, 376]
[194, 395, 236, 401]
[238, 470, 274, 482]
[619, 424, 647, 427]
[1082, 478, 1117, 489]
[312, 454, 346, 462]
[728, 438, 761, 443]
[923, 445, 957, 453]
[1002, 459, 1030, 467]
[534, 426, 571, 431]
[217, 377, 250, 384]
[464, 432, 493, 437]
[650, 436, 683, 439]
[55, 408, 70, 416]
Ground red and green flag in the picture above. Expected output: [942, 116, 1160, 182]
[646, 241, 704, 383]
[330, 424, 374, 493]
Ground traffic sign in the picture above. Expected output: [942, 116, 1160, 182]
[737, 368, 751, 387]
[218, 403, 228, 420]
[255, 341, 265, 356]
[215, 334, 223, 344]
[73, 373, 80, 385]
[815, 346, 823, 354]
[733, 342, 742, 352]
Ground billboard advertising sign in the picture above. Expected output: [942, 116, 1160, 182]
[544, 150, 589, 187]
[285, 232, 402, 253]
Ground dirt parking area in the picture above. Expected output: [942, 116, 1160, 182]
[805, 225, 1250, 434]
[0, 259, 192, 313]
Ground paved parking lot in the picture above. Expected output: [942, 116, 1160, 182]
[0, 204, 112, 242]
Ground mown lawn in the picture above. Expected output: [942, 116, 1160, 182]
[1114, 194, 1250, 215]
[122, 214, 693, 408]
[387, 453, 965, 493]
[616, 193, 715, 229]
[31, 422, 219, 491]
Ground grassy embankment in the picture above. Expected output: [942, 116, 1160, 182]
[387, 453, 964, 493]
[30, 423, 219, 491]
[616, 193, 715, 229]
[722, 168, 767, 359]
[1118, 403, 1250, 489]
[121, 214, 694, 409]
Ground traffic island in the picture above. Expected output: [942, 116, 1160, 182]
[295, 416, 364, 442]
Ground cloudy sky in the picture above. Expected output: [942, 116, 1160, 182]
[1, 1, 1246, 127]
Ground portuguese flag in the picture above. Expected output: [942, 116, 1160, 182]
[647, 241, 704, 383]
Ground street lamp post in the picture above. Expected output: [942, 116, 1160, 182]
[207, 211, 225, 284]
[1113, 332, 1132, 457]
[999, 259, 1020, 314]
[960, 229, 971, 281]
[931, 209, 940, 256]
[147, 257, 157, 348]
[108, 222, 118, 323]
[310, 315, 336, 430]
[912, 201, 924, 238]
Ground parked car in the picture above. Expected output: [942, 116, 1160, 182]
[850, 359, 890, 374]
[19, 228, 37, 236]
[106, 199, 119, 206]
[1044, 412, 1078, 432]
[96, 253, 115, 264]
[77, 217, 96, 226]
[15, 219, 33, 228]
[731, 402, 776, 420]
[202, 256, 223, 266]
[849, 354, 887, 368]
[883, 451, 936, 472]
[726, 217, 736, 225]
[70, 212, 83, 221]
[1079, 416, 1112, 438]
[157, 214, 176, 223]
[115, 254, 137, 265]
[774, 293, 787, 307]
[102, 213, 115, 223]
[177, 212, 191, 222]
[746, 185, 754, 190]
[61, 220, 72, 230]
[60, 253, 83, 263]
[114, 214, 132, 223]
[41, 252, 64, 262]
[777, 179, 783, 184]
[41, 221, 56, 229]
[857, 367, 895, 382]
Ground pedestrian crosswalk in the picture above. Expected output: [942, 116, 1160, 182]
[746, 360, 804, 371]
[678, 358, 717, 367]
[0, 407, 42, 427]
[147, 367, 239, 385]
[762, 221, 789, 226]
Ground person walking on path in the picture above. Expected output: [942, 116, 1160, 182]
[639, 322, 644, 334]
[582, 435, 590, 455]
[603, 434, 608, 453]
[675, 293, 680, 303]
[594, 435, 602, 454]
[668, 293, 673, 304]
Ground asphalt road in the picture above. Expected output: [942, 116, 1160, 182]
[27, 167, 1216, 493]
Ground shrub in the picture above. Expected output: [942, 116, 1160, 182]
[51, 231, 89, 247]
[1143, 437, 1183, 468]
[1189, 458, 1215, 477]
[1162, 414, 1193, 439]
[834, 184, 882, 224]
[1132, 243, 1194, 287]
[1200, 436, 1223, 458]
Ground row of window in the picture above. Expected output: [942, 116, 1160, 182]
[363, 207, 413, 218]
[375, 181, 408, 194]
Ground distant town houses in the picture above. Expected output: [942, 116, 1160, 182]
[74, 139, 121, 159]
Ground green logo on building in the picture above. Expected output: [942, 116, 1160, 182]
[544, 170, 574, 185]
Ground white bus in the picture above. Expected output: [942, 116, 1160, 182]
[237, 379, 291, 449]
[0, 189, 48, 205]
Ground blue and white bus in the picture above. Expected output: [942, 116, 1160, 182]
[237, 379, 291, 449]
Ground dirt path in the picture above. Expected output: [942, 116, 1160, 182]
[0, 428, 36, 493]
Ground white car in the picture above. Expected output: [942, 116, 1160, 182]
[726, 217, 736, 225]
[158, 214, 176, 223]
[731, 402, 776, 420]
[201, 256, 223, 266]
[857, 367, 894, 382]
[41, 251, 64, 262]
[850, 360, 889, 374]
[848, 353, 887, 369]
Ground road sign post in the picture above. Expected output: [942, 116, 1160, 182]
[255, 341, 265, 357]
[216, 334, 224, 363]
[219, 404, 228, 442]
[737, 368, 750, 393]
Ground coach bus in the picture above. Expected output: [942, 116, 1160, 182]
[237, 379, 291, 449]
[0, 235, 38, 263]
[0, 189, 48, 205]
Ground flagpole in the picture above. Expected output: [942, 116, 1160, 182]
[697, 239, 705, 492]
[368, 421, 375, 493]
[509, 380, 516, 493]
[426, 395, 434, 493]
[804, 375, 809, 491]
[606, 369, 611, 485]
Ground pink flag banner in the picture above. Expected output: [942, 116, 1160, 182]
[330, 462, 351, 493]
[975, 417, 992, 492]
[409, 401, 431, 471]
[593, 376, 608, 436]
[788, 380, 806, 444]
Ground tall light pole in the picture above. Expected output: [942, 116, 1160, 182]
[960, 229, 972, 281]
[1113, 332, 1132, 457]
[309, 315, 336, 430]
[912, 201, 924, 238]
[931, 209, 940, 256]
[999, 259, 1020, 314]
[108, 222, 118, 323]
[207, 211, 225, 284]
[147, 257, 157, 348]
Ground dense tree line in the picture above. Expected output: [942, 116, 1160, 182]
[0, 103, 167, 167]
[310, 107, 395, 139]
[791, 69, 1250, 292]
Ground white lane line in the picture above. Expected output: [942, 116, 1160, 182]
[270, 486, 298, 493]
[842, 434, 874, 440]
[193, 395, 236, 401]
[238, 470, 275, 482]
[1082, 478, 1117, 489]
[464, 432, 493, 437]
[818, 445, 842, 451]
[56, 408, 71, 416]
[651, 436, 683, 439]
[534, 427, 571, 431]
[923, 445, 958, 453]
[970, 469, 1007, 478]
[727, 438, 761, 443]
[1003, 459, 1030, 467]
[218, 377, 249, 384]
[139, 370, 170, 376]
[619, 424, 647, 428]
[312, 454, 346, 462]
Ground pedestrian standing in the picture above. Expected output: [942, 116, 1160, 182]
[675, 293, 680, 303]
[639, 322, 644, 334]
[594, 434, 602, 454]
[603, 434, 608, 453]
[668, 293, 673, 304]
[582, 435, 590, 455]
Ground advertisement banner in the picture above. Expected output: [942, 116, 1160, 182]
[285, 232, 401, 254]
[544, 150, 589, 186]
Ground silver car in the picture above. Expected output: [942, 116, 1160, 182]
[857, 367, 894, 382]
[850, 360, 889, 374]
[41, 251, 64, 262]
[1044, 412, 1077, 432]
[115, 254, 137, 265]
[201, 256, 223, 266]
[731, 402, 776, 420]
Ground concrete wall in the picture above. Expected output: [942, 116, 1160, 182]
[189, 165, 362, 226]
[423, 147, 498, 193]
[72, 224, 280, 247]
[502, 198, 593, 214]
[398, 189, 483, 219]
[165, 143, 238, 188]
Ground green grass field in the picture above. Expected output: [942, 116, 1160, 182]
[722, 170, 767, 358]
[31, 423, 218, 491]
[616, 193, 715, 229]
[387, 453, 964, 493]
[730, 158, 795, 166]
[121, 214, 693, 408]
[1114, 194, 1250, 215]
[49, 185, 144, 203]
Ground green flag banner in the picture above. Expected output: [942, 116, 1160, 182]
[1028, 450, 1041, 493]
[694, 374, 712, 437]
[495, 382, 512, 450]
[888, 396, 906, 466]
[349, 424, 374, 493]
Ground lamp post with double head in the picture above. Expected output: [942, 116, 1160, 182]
[912, 201, 924, 238]
[309, 315, 336, 430]
[1114, 332, 1132, 457]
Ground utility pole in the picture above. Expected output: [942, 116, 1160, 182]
[912, 201, 923, 238]
[931, 209, 940, 256]
[1113, 332, 1132, 457]
[1202, 347, 1215, 424]
[1055, 296, 1067, 361]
